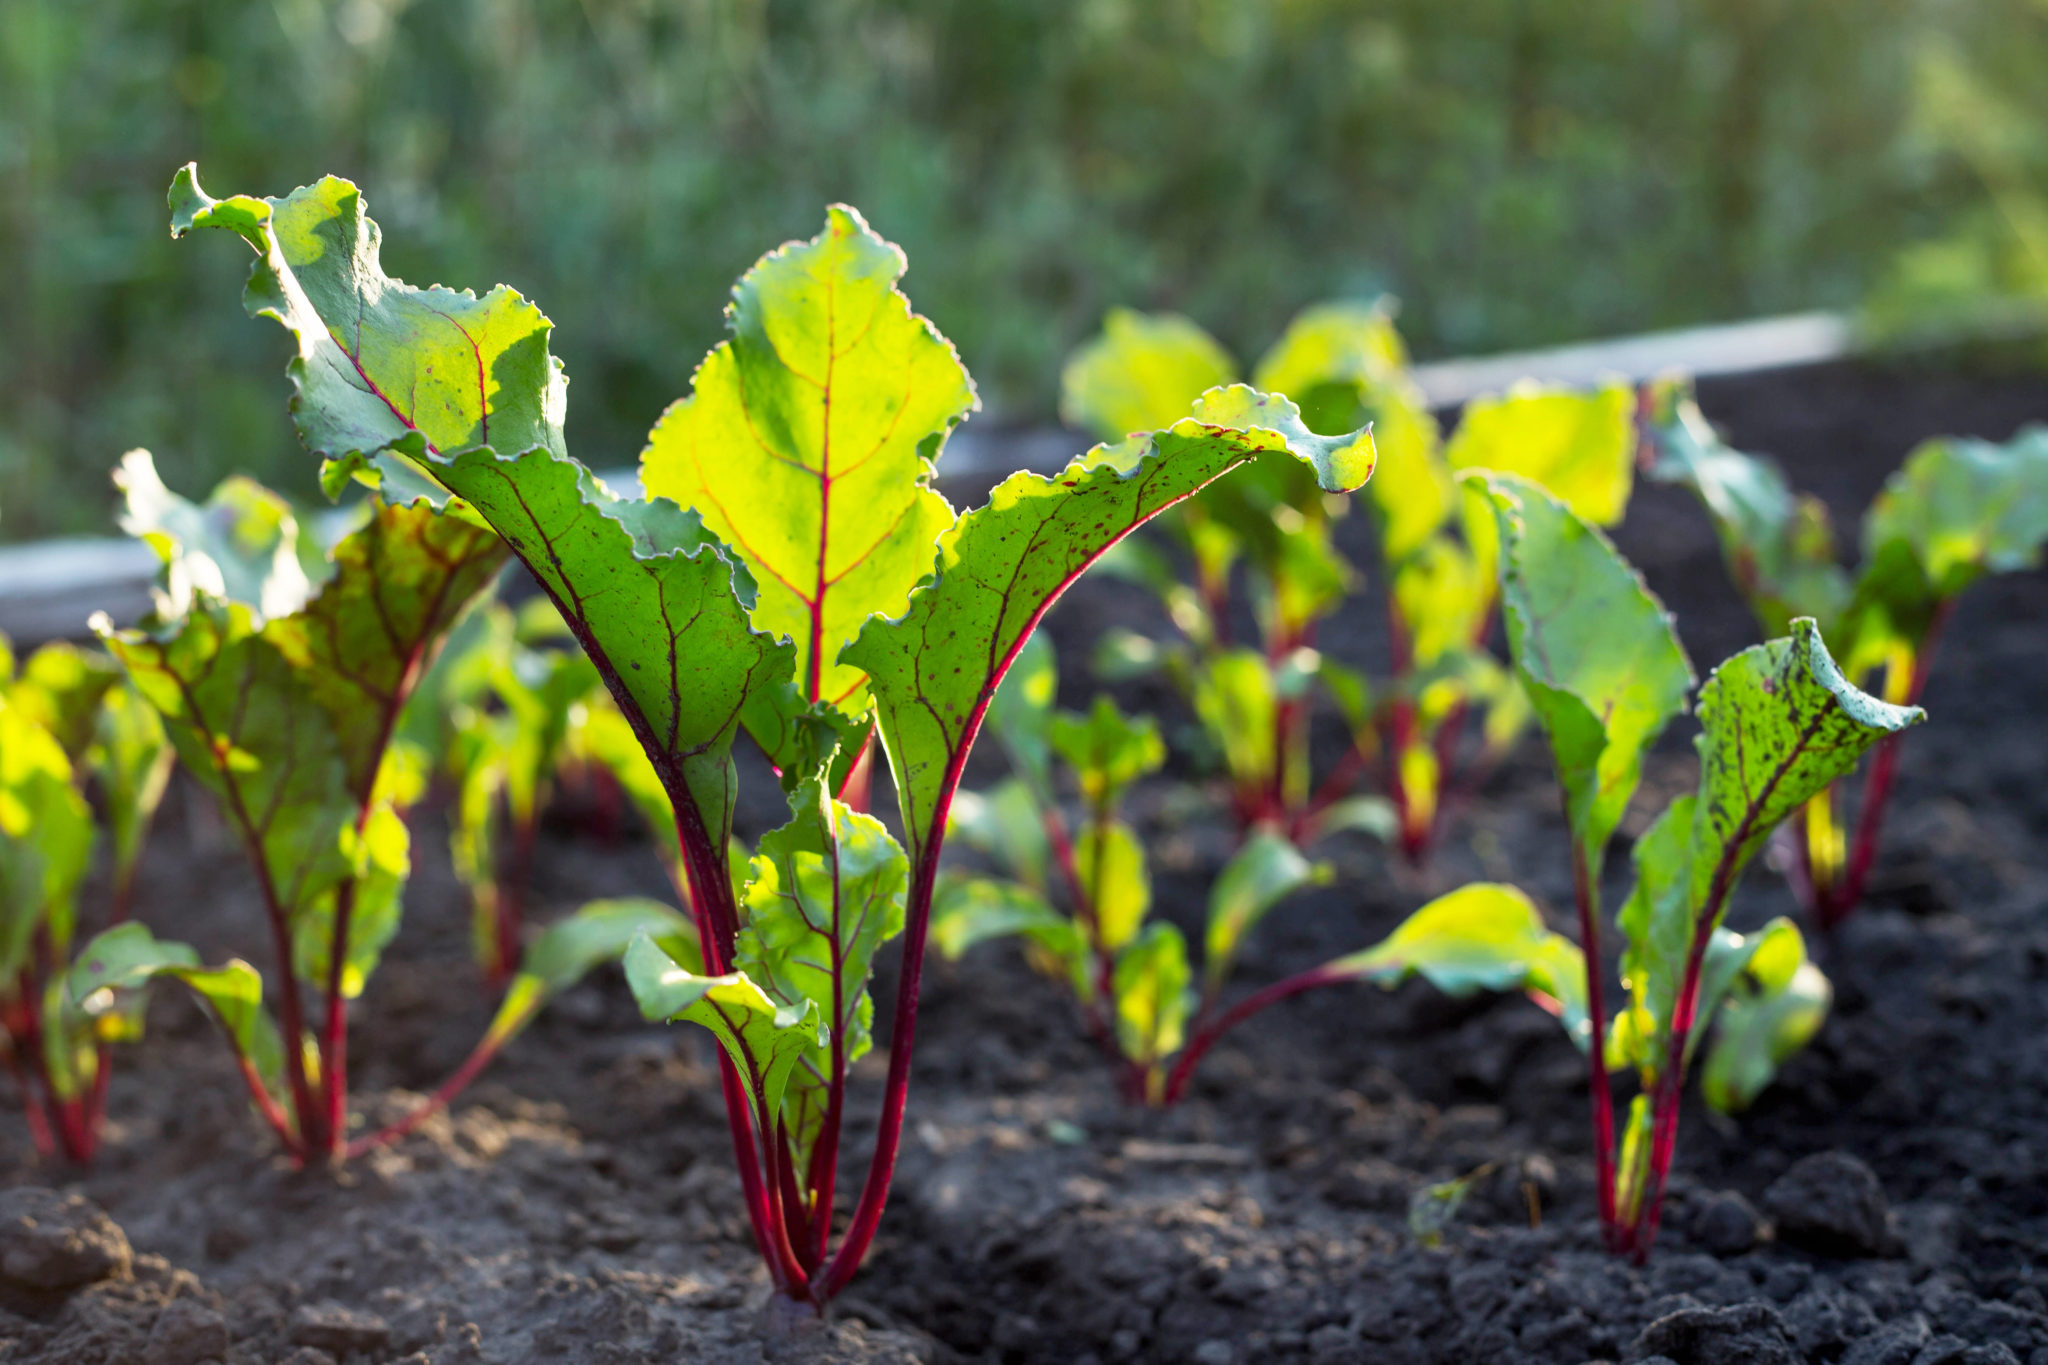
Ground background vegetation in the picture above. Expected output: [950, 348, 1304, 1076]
[3, 0, 2042, 538]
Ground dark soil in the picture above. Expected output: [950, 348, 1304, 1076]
[5, 356, 2048, 1365]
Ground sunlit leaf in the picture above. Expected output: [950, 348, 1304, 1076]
[1202, 833, 1329, 990]
[1061, 309, 1237, 442]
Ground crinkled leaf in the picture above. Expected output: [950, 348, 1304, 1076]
[1327, 883, 1589, 1046]
[1050, 695, 1165, 809]
[736, 776, 908, 1170]
[641, 206, 976, 715]
[432, 447, 793, 886]
[116, 448, 318, 620]
[1618, 622, 1921, 1067]
[0, 701, 94, 974]
[847, 396, 1373, 862]
[624, 934, 824, 1125]
[929, 876, 1069, 959]
[1643, 382, 1850, 637]
[1202, 833, 1330, 990]
[170, 165, 567, 497]
[1862, 427, 2048, 600]
[263, 497, 505, 801]
[1112, 921, 1192, 1067]
[1061, 309, 1237, 442]
[1478, 473, 1694, 866]
[67, 922, 287, 1115]
[485, 897, 697, 1051]
[1074, 819, 1149, 952]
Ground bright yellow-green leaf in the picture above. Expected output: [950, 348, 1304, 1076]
[640, 206, 977, 714]
[1075, 819, 1149, 951]
[1202, 833, 1329, 990]
[1050, 695, 1165, 809]
[1112, 921, 1193, 1067]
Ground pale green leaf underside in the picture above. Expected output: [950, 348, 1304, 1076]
[170, 165, 567, 485]
[117, 449, 317, 621]
[624, 934, 824, 1124]
[1479, 474, 1694, 864]
[642, 205, 976, 713]
[486, 896, 697, 1050]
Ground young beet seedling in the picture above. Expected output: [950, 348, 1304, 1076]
[164, 167, 1374, 1309]
[1646, 380, 2048, 928]
[0, 631, 173, 1162]
[79, 449, 683, 1165]
[1065, 305, 1634, 861]
[935, 633, 1330, 1101]
[1459, 472, 1918, 1258]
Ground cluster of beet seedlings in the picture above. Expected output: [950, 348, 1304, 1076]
[0, 166, 2043, 1321]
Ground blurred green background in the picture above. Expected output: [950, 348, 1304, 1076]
[4, 0, 2044, 539]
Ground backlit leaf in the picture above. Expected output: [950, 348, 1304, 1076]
[640, 206, 977, 714]
[1061, 309, 1237, 441]
[1478, 473, 1694, 866]
[1049, 695, 1165, 809]
[1202, 832, 1330, 990]
[1112, 921, 1192, 1067]
[624, 934, 824, 1126]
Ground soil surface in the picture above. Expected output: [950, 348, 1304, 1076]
[5, 356, 2048, 1365]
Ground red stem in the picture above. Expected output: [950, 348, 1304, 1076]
[1819, 599, 1952, 930]
[342, 1021, 513, 1158]
[1161, 961, 1348, 1104]
[1569, 838, 1621, 1249]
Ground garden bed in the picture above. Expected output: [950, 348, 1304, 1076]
[4, 355, 2047, 1365]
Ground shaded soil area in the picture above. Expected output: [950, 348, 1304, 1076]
[4, 356, 2048, 1365]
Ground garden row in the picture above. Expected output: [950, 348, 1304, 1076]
[1, 167, 2043, 1321]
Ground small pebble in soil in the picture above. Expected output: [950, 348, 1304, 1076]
[1628, 1301, 1801, 1364]
[289, 1302, 392, 1356]
[1764, 1150, 1894, 1257]
[0, 1187, 132, 1293]
[1691, 1189, 1768, 1257]
[145, 1297, 232, 1365]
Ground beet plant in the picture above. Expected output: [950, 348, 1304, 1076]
[1064, 305, 1633, 861]
[1647, 380, 2048, 928]
[78, 441, 683, 1167]
[163, 167, 1373, 1308]
[0, 629, 172, 1162]
[1461, 471, 1919, 1257]
[439, 599, 609, 982]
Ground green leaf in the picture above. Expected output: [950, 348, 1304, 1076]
[5, 641, 120, 762]
[431, 447, 794, 881]
[929, 876, 1068, 959]
[1643, 382, 1851, 637]
[847, 394, 1373, 864]
[624, 934, 824, 1126]
[1299, 795, 1399, 847]
[736, 776, 909, 1169]
[1112, 921, 1193, 1067]
[1250, 299, 1409, 432]
[579, 701, 685, 882]
[1203, 832, 1330, 991]
[1327, 883, 1588, 1046]
[90, 683, 175, 888]
[485, 897, 697, 1051]
[1049, 695, 1165, 809]
[67, 922, 287, 1115]
[1618, 621, 1922, 1065]
[1074, 818, 1150, 952]
[1447, 380, 1636, 587]
[640, 205, 977, 715]
[103, 492, 500, 996]
[1061, 309, 1237, 442]
[1477, 473, 1695, 866]
[0, 700, 95, 975]
[987, 631, 1058, 793]
[1862, 427, 2048, 600]
[116, 449, 318, 621]
[170, 165, 567, 496]
[1390, 534, 1489, 670]
[1702, 952, 1831, 1114]
[946, 779, 1051, 892]
[1191, 648, 1279, 793]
